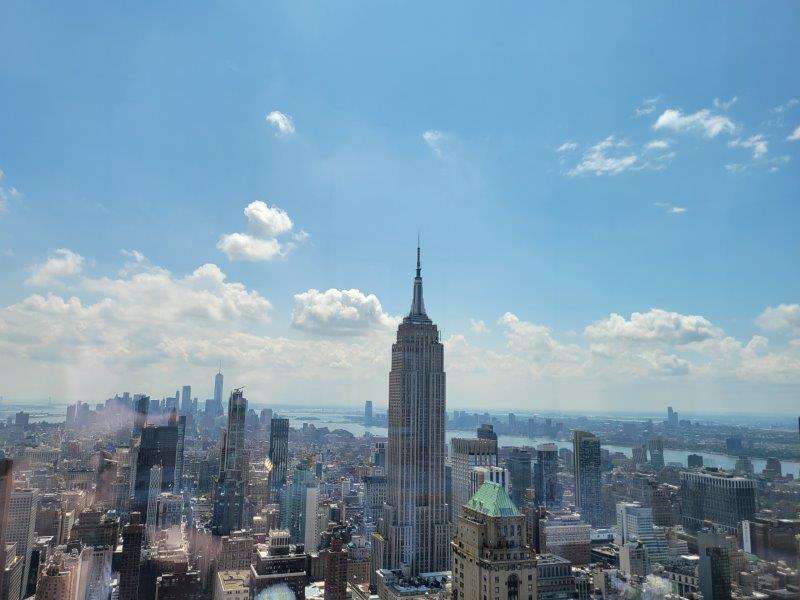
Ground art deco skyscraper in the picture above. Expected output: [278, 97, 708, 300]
[382, 246, 451, 575]
[212, 388, 248, 535]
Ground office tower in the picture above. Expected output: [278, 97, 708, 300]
[469, 466, 509, 501]
[573, 431, 602, 526]
[212, 389, 248, 536]
[133, 394, 150, 436]
[146, 465, 162, 540]
[648, 438, 665, 470]
[133, 423, 179, 519]
[364, 400, 373, 427]
[477, 423, 497, 442]
[536, 554, 575, 600]
[698, 529, 732, 600]
[615, 502, 669, 568]
[450, 438, 498, 519]
[35, 554, 72, 600]
[281, 463, 320, 551]
[764, 457, 782, 478]
[119, 512, 144, 600]
[259, 408, 273, 427]
[324, 536, 348, 600]
[214, 369, 224, 416]
[373, 442, 387, 469]
[734, 456, 754, 474]
[507, 447, 532, 507]
[451, 482, 537, 600]
[7, 488, 39, 599]
[539, 513, 592, 565]
[680, 470, 756, 533]
[534, 443, 561, 508]
[620, 541, 649, 577]
[173, 415, 186, 492]
[217, 531, 254, 571]
[363, 474, 387, 523]
[687, 454, 703, 468]
[156, 493, 183, 529]
[181, 385, 192, 415]
[269, 417, 289, 495]
[0, 460, 12, 599]
[383, 246, 451, 575]
[667, 406, 678, 427]
[632, 445, 648, 467]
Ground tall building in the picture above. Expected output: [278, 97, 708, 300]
[133, 394, 150, 436]
[324, 536, 348, 600]
[269, 417, 289, 496]
[451, 482, 537, 600]
[687, 454, 704, 469]
[146, 466, 163, 540]
[382, 246, 451, 575]
[450, 438, 498, 520]
[698, 529, 732, 600]
[573, 431, 602, 526]
[364, 400, 373, 427]
[507, 448, 532, 508]
[281, 463, 320, 551]
[34, 555, 73, 600]
[648, 438, 665, 470]
[212, 389, 248, 536]
[615, 502, 669, 568]
[6, 488, 39, 599]
[133, 423, 179, 519]
[680, 470, 756, 534]
[181, 385, 192, 415]
[214, 368, 224, 416]
[0, 459, 12, 599]
[119, 512, 144, 600]
[534, 443, 561, 508]
[477, 424, 497, 442]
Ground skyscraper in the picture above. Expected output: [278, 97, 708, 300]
[0, 459, 12, 598]
[214, 368, 224, 416]
[450, 438, 498, 520]
[133, 394, 149, 436]
[146, 466, 162, 540]
[534, 443, 561, 508]
[7, 488, 39, 599]
[212, 389, 248, 536]
[133, 423, 179, 519]
[364, 400, 373, 427]
[382, 246, 451, 575]
[119, 512, 143, 600]
[181, 385, 192, 415]
[573, 431, 602, 526]
[269, 417, 289, 496]
[680, 470, 756, 534]
[281, 462, 320, 551]
[648, 438, 665, 470]
[507, 447, 532, 508]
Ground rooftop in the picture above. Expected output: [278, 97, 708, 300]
[465, 482, 520, 517]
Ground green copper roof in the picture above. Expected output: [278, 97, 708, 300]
[465, 482, 521, 517]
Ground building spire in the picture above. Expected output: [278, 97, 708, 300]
[408, 239, 430, 323]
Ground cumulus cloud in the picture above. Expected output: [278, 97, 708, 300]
[585, 308, 722, 345]
[265, 111, 295, 135]
[787, 125, 800, 142]
[470, 319, 489, 335]
[566, 135, 638, 176]
[292, 288, 398, 335]
[218, 201, 303, 262]
[26, 249, 85, 287]
[422, 130, 445, 157]
[729, 134, 768, 159]
[653, 108, 736, 137]
[756, 304, 800, 335]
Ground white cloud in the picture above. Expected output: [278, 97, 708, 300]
[653, 202, 686, 215]
[218, 201, 302, 262]
[422, 130, 445, 157]
[470, 319, 489, 335]
[0, 169, 21, 213]
[644, 139, 670, 151]
[556, 141, 578, 152]
[787, 125, 800, 142]
[653, 108, 736, 138]
[265, 111, 295, 136]
[729, 134, 768, 159]
[771, 98, 799, 114]
[292, 288, 398, 335]
[585, 308, 722, 345]
[244, 201, 293, 238]
[26, 249, 85, 287]
[634, 96, 660, 118]
[713, 96, 738, 110]
[756, 304, 800, 336]
[566, 135, 638, 176]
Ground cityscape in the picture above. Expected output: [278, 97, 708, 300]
[1, 3, 800, 600]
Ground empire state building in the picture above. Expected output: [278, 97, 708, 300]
[382, 246, 452, 575]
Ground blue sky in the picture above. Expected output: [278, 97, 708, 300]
[1, 2, 799, 412]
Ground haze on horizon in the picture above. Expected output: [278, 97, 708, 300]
[0, 3, 798, 414]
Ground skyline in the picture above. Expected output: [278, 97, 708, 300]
[1, 3, 799, 412]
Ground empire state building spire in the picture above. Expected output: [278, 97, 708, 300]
[407, 242, 431, 324]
